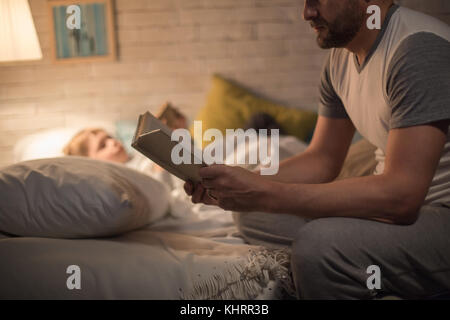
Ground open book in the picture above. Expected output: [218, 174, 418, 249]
[131, 111, 206, 183]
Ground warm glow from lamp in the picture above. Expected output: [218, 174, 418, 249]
[0, 0, 42, 62]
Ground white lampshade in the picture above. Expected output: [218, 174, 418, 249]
[0, 0, 42, 62]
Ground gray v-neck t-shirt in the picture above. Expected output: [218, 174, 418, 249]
[318, 5, 450, 206]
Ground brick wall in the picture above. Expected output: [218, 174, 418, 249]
[0, 0, 448, 167]
[396, 0, 450, 24]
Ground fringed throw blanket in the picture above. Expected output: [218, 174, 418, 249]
[182, 248, 296, 300]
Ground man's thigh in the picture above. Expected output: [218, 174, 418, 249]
[291, 205, 450, 299]
[232, 211, 309, 249]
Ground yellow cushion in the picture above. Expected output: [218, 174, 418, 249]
[190, 75, 317, 147]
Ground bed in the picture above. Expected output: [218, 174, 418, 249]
[0, 125, 310, 300]
[0, 124, 379, 300]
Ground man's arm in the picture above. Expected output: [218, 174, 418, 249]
[186, 115, 355, 204]
[263, 115, 355, 184]
[265, 120, 449, 225]
[192, 120, 447, 225]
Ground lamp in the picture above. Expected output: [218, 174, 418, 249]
[0, 0, 42, 62]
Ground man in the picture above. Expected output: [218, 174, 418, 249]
[184, 0, 450, 299]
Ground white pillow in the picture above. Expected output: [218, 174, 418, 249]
[224, 135, 307, 170]
[0, 157, 170, 238]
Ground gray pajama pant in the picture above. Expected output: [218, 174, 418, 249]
[233, 204, 450, 299]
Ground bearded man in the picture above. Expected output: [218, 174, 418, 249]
[184, 0, 450, 299]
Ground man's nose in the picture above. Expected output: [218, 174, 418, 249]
[303, 0, 318, 21]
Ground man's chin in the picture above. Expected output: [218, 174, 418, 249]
[316, 37, 332, 49]
[315, 29, 332, 49]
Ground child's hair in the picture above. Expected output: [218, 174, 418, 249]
[63, 128, 105, 156]
[244, 112, 286, 135]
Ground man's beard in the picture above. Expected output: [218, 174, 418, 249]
[311, 1, 365, 49]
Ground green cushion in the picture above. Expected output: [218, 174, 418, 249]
[190, 75, 317, 146]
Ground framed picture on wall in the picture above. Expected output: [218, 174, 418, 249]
[48, 0, 116, 63]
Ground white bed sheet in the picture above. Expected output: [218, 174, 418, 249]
[0, 196, 294, 300]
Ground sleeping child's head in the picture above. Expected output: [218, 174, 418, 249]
[63, 128, 129, 164]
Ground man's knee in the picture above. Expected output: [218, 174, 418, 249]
[291, 218, 375, 299]
[233, 211, 307, 248]
[291, 218, 337, 298]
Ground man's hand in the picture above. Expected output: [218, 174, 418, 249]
[184, 180, 219, 206]
[184, 165, 273, 211]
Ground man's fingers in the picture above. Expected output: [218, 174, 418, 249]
[190, 165, 237, 206]
[192, 184, 206, 204]
[203, 192, 219, 205]
[184, 181, 194, 195]
[206, 188, 218, 201]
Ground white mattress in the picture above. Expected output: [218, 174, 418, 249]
[0, 199, 294, 300]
